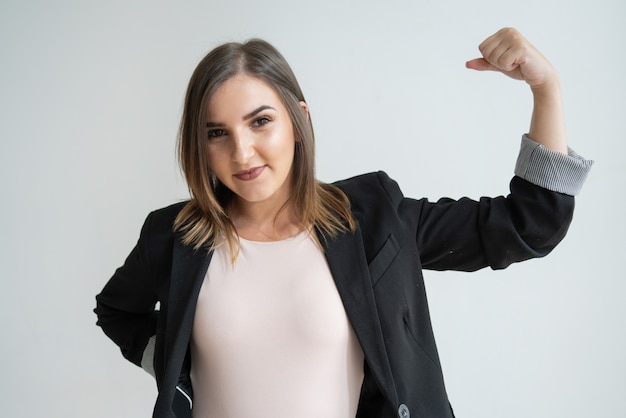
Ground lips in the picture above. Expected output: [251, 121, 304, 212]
[233, 166, 265, 181]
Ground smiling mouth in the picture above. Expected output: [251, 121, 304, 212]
[233, 166, 265, 181]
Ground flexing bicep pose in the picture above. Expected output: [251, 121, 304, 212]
[95, 28, 592, 418]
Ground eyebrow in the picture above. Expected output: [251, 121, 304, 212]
[206, 105, 276, 128]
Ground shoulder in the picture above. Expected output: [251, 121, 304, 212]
[146, 201, 189, 229]
[330, 172, 420, 229]
[129, 201, 190, 273]
[332, 171, 404, 208]
[151, 200, 189, 217]
[133, 201, 189, 249]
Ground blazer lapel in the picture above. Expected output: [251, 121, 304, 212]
[321, 228, 398, 407]
[163, 236, 213, 383]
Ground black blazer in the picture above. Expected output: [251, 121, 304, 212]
[95, 171, 574, 418]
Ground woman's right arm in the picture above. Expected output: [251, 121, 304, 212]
[94, 211, 168, 371]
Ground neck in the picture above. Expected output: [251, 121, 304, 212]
[229, 198, 303, 242]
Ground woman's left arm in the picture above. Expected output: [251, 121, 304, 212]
[410, 29, 593, 270]
[466, 27, 567, 154]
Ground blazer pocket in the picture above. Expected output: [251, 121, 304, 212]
[368, 234, 400, 286]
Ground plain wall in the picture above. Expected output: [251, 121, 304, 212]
[1, 0, 623, 417]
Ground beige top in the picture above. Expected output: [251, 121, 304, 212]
[190, 231, 365, 418]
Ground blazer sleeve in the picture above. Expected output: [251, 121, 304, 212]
[374, 136, 592, 272]
[94, 210, 173, 369]
[406, 176, 575, 271]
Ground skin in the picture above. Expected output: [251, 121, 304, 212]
[205, 74, 308, 241]
[466, 27, 568, 154]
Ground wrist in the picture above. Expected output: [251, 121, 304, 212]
[530, 72, 561, 98]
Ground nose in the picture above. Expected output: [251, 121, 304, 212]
[231, 130, 255, 164]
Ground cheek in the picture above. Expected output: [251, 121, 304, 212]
[270, 126, 297, 155]
[206, 145, 229, 172]
[263, 140, 295, 167]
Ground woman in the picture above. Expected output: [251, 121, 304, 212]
[95, 28, 592, 418]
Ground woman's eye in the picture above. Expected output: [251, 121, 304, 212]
[253, 117, 271, 127]
[207, 129, 225, 139]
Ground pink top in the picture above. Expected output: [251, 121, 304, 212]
[190, 231, 365, 418]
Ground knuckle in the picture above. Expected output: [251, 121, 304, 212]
[501, 27, 518, 36]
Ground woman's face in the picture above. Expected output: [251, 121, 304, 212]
[205, 74, 300, 212]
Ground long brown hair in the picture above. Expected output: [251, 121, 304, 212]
[174, 39, 355, 258]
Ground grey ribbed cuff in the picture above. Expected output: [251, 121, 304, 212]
[514, 134, 593, 196]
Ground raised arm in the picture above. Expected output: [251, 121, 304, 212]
[466, 27, 567, 154]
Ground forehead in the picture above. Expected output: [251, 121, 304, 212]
[206, 75, 283, 119]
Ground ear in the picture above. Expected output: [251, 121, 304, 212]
[299, 101, 310, 120]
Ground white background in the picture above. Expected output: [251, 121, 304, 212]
[1, 0, 623, 417]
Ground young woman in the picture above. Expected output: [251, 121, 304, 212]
[95, 28, 592, 418]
